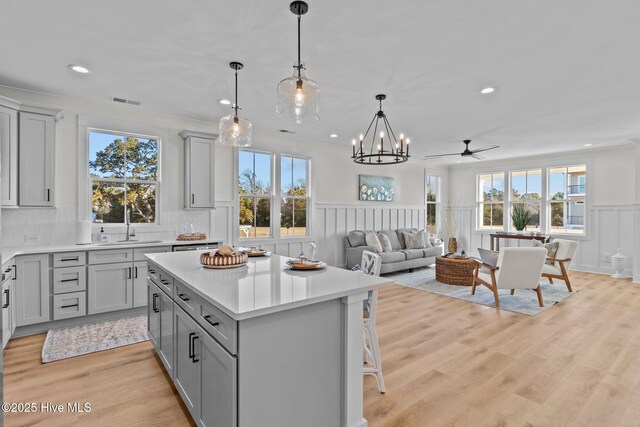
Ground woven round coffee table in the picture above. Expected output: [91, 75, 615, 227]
[435, 256, 476, 286]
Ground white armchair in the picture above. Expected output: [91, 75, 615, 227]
[472, 247, 548, 308]
[541, 239, 578, 292]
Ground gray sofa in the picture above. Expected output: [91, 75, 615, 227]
[345, 228, 443, 274]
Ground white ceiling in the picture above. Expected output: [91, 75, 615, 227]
[2, 0, 640, 163]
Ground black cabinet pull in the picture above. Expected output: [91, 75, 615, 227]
[47, 188, 50, 202]
[160, 279, 169, 285]
[2, 289, 9, 309]
[12, 265, 16, 280]
[134, 266, 138, 279]
[60, 256, 79, 262]
[61, 303, 79, 309]
[152, 293, 159, 313]
[148, 269, 156, 275]
[178, 293, 190, 302]
[60, 278, 79, 283]
[191, 194, 195, 205]
[128, 267, 132, 279]
[191, 334, 199, 363]
[188, 332, 195, 360]
[203, 315, 220, 327]
[4, 268, 11, 274]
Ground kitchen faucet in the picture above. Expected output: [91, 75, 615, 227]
[119, 210, 136, 242]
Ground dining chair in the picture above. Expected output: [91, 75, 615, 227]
[361, 250, 385, 394]
[471, 247, 548, 308]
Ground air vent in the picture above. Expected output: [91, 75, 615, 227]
[111, 97, 142, 106]
[279, 129, 295, 134]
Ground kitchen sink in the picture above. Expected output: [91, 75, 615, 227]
[98, 240, 164, 246]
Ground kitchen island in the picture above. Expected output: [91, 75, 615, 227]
[145, 250, 393, 427]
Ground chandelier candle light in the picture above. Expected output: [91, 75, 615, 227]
[276, 1, 320, 124]
[218, 61, 252, 147]
[351, 94, 410, 165]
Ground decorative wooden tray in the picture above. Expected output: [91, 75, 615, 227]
[177, 232, 207, 241]
[200, 251, 248, 268]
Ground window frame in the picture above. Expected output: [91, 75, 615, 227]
[234, 147, 313, 244]
[477, 172, 506, 231]
[547, 164, 587, 235]
[508, 168, 543, 232]
[473, 158, 590, 237]
[279, 154, 311, 239]
[425, 174, 440, 236]
[87, 127, 161, 226]
[237, 148, 275, 240]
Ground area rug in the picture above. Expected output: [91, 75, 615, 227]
[386, 267, 574, 316]
[42, 315, 148, 363]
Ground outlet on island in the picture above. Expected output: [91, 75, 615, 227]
[24, 235, 40, 244]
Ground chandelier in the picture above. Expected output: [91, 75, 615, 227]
[276, 1, 320, 124]
[351, 94, 410, 165]
[218, 61, 252, 147]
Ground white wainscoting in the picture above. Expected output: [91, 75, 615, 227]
[455, 204, 635, 277]
[315, 203, 426, 267]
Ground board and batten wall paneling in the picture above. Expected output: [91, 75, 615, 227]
[456, 204, 635, 277]
[315, 203, 426, 267]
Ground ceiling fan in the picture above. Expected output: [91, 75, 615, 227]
[423, 139, 499, 161]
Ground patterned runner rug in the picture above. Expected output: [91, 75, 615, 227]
[42, 315, 148, 363]
[386, 266, 575, 316]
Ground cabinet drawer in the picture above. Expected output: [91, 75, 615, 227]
[53, 266, 87, 294]
[157, 270, 174, 295]
[2, 261, 13, 283]
[134, 246, 171, 261]
[174, 280, 200, 318]
[53, 252, 86, 268]
[88, 249, 134, 265]
[53, 292, 86, 320]
[197, 298, 237, 355]
[147, 262, 160, 283]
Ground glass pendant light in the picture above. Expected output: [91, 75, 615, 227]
[276, 1, 320, 124]
[218, 61, 252, 147]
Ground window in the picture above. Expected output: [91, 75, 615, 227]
[478, 172, 505, 229]
[425, 175, 440, 235]
[510, 169, 542, 231]
[280, 156, 309, 237]
[238, 150, 273, 239]
[548, 165, 586, 234]
[89, 130, 159, 224]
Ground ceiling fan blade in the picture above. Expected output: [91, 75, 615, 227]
[471, 154, 485, 160]
[470, 145, 500, 154]
[423, 153, 461, 159]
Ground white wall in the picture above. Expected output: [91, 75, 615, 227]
[0, 86, 432, 263]
[447, 144, 636, 276]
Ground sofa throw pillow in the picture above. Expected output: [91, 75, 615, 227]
[532, 240, 560, 265]
[418, 230, 432, 248]
[377, 232, 393, 253]
[365, 231, 383, 253]
[403, 231, 425, 249]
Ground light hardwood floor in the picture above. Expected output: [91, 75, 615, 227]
[4, 271, 639, 426]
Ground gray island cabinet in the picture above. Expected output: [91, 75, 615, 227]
[145, 251, 392, 427]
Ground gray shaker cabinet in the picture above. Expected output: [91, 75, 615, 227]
[87, 262, 133, 314]
[180, 131, 216, 209]
[18, 112, 55, 207]
[133, 260, 148, 308]
[174, 305, 200, 418]
[15, 254, 50, 326]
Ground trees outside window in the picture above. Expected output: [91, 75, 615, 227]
[510, 169, 542, 231]
[280, 156, 308, 237]
[89, 130, 158, 224]
[238, 150, 272, 239]
[478, 173, 505, 229]
[425, 175, 439, 235]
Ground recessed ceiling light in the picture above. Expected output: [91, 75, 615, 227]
[218, 99, 231, 105]
[329, 133, 338, 138]
[583, 143, 593, 147]
[480, 87, 495, 94]
[68, 64, 91, 74]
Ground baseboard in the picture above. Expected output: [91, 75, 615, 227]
[13, 307, 147, 338]
[569, 265, 633, 279]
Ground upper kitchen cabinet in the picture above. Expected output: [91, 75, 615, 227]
[0, 95, 62, 208]
[180, 130, 216, 209]
[19, 112, 56, 206]
[0, 103, 18, 206]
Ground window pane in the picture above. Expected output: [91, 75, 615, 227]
[253, 153, 272, 195]
[239, 151, 254, 194]
[511, 171, 527, 200]
[239, 196, 255, 238]
[480, 174, 492, 201]
[89, 132, 125, 179]
[492, 204, 504, 227]
[292, 157, 307, 196]
[566, 201, 585, 233]
[281, 156, 307, 197]
[549, 201, 565, 230]
[426, 175, 438, 202]
[293, 198, 307, 236]
[126, 184, 156, 223]
[549, 167, 567, 200]
[92, 182, 124, 223]
[126, 137, 158, 180]
[492, 173, 505, 202]
[281, 156, 293, 195]
[426, 204, 437, 234]
[255, 197, 271, 237]
[482, 203, 491, 226]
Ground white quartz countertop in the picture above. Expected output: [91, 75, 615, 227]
[1, 239, 224, 262]
[145, 251, 394, 321]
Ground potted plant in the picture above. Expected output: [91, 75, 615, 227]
[511, 204, 533, 233]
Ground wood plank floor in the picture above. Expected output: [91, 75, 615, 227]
[4, 271, 639, 426]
